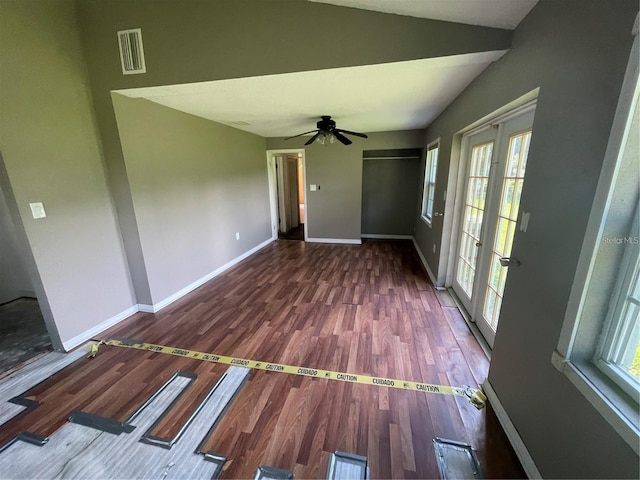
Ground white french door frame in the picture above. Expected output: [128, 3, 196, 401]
[445, 100, 537, 347]
[473, 110, 535, 345]
[449, 126, 502, 314]
[266, 149, 307, 242]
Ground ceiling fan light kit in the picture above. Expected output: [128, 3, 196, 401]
[285, 115, 368, 146]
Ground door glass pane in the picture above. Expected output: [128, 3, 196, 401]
[456, 141, 493, 297]
[483, 130, 532, 330]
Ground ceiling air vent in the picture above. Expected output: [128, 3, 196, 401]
[117, 28, 146, 75]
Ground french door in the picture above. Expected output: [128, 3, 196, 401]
[452, 108, 535, 347]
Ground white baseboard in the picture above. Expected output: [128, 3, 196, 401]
[483, 380, 542, 479]
[61, 238, 275, 349]
[411, 237, 442, 289]
[148, 237, 275, 313]
[62, 305, 139, 351]
[361, 234, 412, 239]
[306, 237, 362, 245]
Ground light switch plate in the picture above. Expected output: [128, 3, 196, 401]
[310, 184, 317, 192]
[29, 202, 46, 219]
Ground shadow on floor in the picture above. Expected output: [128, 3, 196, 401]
[0, 298, 52, 376]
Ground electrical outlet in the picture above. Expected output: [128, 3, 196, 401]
[236, 232, 240, 240]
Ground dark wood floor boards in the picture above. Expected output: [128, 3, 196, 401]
[0, 240, 525, 479]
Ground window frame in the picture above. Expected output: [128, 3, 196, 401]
[420, 140, 440, 226]
[594, 214, 640, 399]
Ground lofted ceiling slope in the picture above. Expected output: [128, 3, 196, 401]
[111, 0, 539, 138]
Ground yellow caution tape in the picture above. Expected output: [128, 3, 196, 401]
[98, 339, 486, 409]
[88, 340, 105, 358]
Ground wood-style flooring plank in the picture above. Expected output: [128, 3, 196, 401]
[0, 240, 525, 479]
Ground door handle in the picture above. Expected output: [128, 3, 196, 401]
[499, 257, 521, 267]
[434, 212, 444, 217]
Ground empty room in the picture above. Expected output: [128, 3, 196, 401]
[0, 0, 638, 478]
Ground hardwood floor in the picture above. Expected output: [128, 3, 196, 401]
[0, 240, 525, 478]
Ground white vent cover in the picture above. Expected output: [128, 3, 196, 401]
[117, 28, 146, 75]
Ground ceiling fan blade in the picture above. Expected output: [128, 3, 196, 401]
[284, 129, 318, 140]
[332, 130, 352, 145]
[305, 132, 322, 145]
[335, 128, 368, 139]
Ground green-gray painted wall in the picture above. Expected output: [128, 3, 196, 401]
[413, 1, 639, 477]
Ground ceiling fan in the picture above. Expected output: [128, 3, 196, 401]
[285, 116, 368, 146]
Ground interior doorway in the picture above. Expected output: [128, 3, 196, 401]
[266, 149, 307, 242]
[449, 106, 536, 347]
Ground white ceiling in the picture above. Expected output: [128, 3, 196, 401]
[115, 51, 506, 138]
[309, 0, 539, 29]
[114, 1, 538, 139]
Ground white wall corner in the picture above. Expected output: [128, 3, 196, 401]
[483, 380, 543, 479]
[411, 237, 443, 289]
[61, 305, 139, 351]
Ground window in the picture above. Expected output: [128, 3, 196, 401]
[595, 226, 640, 398]
[554, 20, 639, 451]
[421, 141, 439, 225]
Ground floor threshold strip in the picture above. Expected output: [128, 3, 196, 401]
[98, 338, 487, 408]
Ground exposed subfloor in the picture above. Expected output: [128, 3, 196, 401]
[0, 240, 525, 478]
[0, 298, 52, 377]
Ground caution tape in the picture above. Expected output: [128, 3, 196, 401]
[95, 339, 487, 409]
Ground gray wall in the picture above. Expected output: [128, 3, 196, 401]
[112, 95, 270, 305]
[0, 0, 136, 348]
[361, 157, 421, 236]
[268, 130, 424, 240]
[413, 1, 639, 477]
[76, 0, 510, 283]
[0, 185, 34, 305]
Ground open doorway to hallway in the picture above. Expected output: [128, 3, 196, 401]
[267, 149, 307, 242]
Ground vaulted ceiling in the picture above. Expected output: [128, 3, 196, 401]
[113, 0, 538, 138]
